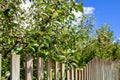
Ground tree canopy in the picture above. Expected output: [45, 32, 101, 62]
[0, 0, 120, 79]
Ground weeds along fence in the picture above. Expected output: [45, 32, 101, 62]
[0, 54, 120, 80]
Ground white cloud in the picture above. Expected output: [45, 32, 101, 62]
[83, 7, 95, 15]
[72, 11, 82, 18]
[118, 37, 120, 40]
[72, 7, 95, 18]
[72, 7, 95, 25]
[113, 37, 120, 43]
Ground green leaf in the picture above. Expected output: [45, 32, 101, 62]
[76, 3, 84, 13]
[37, 0, 41, 3]
[44, 35, 51, 40]
[34, 43, 39, 47]
[52, 12, 58, 19]
[57, 55, 66, 61]
[11, 47, 23, 54]
[3, 9, 10, 17]
[28, 45, 35, 52]
[57, 10, 63, 13]
[0, 38, 2, 42]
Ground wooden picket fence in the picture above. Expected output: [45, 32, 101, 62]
[0, 54, 120, 80]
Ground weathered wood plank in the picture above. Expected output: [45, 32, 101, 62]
[88, 61, 91, 80]
[54, 61, 59, 80]
[86, 64, 89, 80]
[81, 69, 83, 80]
[70, 68, 74, 80]
[78, 69, 81, 80]
[10, 54, 20, 80]
[112, 60, 119, 80]
[79, 69, 82, 80]
[83, 67, 86, 80]
[37, 57, 43, 80]
[47, 59, 52, 80]
[96, 58, 102, 80]
[88, 62, 90, 80]
[25, 56, 33, 80]
[91, 59, 94, 80]
[94, 58, 97, 80]
[61, 63, 65, 80]
[66, 70, 70, 80]
[74, 68, 78, 80]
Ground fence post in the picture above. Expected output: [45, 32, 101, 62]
[10, 54, 20, 80]
[25, 56, 33, 80]
[54, 61, 59, 80]
[37, 57, 43, 80]
[0, 54, 1, 80]
[47, 59, 52, 80]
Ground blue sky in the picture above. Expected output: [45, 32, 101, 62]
[82, 0, 120, 39]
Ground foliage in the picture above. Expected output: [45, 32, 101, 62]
[0, 0, 120, 79]
[0, 0, 87, 64]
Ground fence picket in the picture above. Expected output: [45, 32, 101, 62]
[74, 68, 78, 80]
[47, 59, 52, 80]
[77, 70, 80, 80]
[10, 54, 20, 80]
[86, 64, 89, 80]
[61, 63, 65, 80]
[66, 70, 70, 80]
[112, 60, 119, 80]
[83, 67, 87, 80]
[25, 56, 33, 80]
[70, 68, 74, 80]
[54, 61, 59, 80]
[89, 61, 91, 80]
[81, 69, 83, 80]
[37, 57, 43, 80]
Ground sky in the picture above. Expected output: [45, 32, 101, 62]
[82, 0, 120, 40]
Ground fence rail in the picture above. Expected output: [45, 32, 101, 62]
[0, 54, 120, 80]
